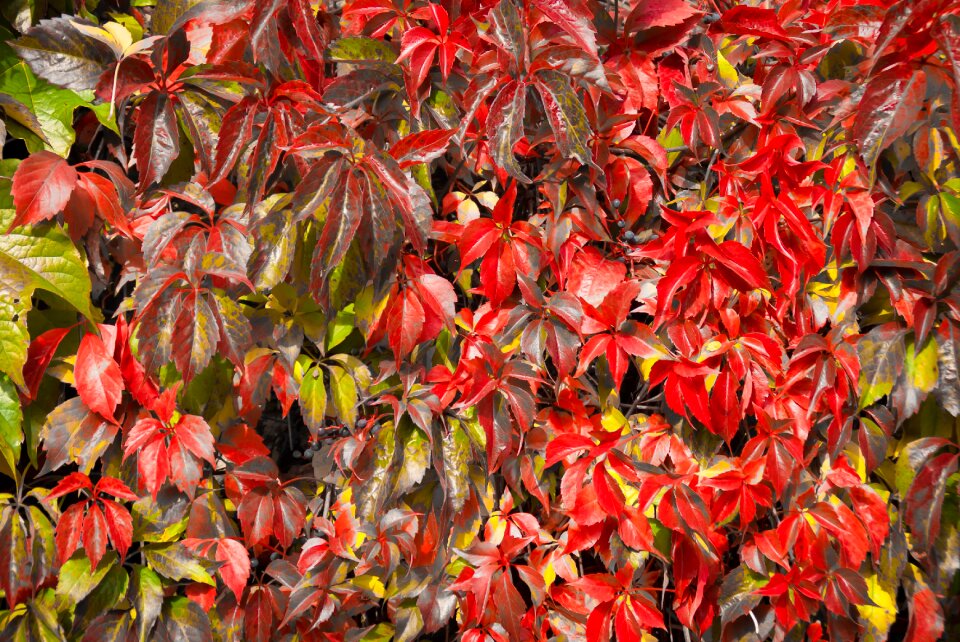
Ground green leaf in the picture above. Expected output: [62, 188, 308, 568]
[0, 167, 95, 388]
[328, 37, 397, 62]
[84, 611, 133, 642]
[156, 596, 213, 642]
[0, 28, 117, 156]
[441, 418, 471, 512]
[81, 563, 129, 619]
[327, 364, 358, 429]
[249, 202, 296, 290]
[325, 305, 355, 352]
[360, 623, 396, 642]
[129, 565, 163, 642]
[299, 366, 327, 439]
[532, 69, 593, 167]
[39, 397, 119, 474]
[718, 564, 765, 624]
[55, 551, 117, 606]
[357, 420, 396, 522]
[132, 487, 190, 543]
[152, 0, 205, 35]
[0, 373, 22, 479]
[893, 334, 940, 418]
[395, 422, 429, 496]
[858, 324, 906, 410]
[143, 543, 215, 585]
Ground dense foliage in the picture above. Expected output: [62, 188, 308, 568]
[0, 0, 957, 639]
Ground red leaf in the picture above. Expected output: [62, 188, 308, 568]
[216, 538, 251, 599]
[174, 415, 216, 464]
[389, 129, 455, 168]
[244, 588, 275, 642]
[82, 502, 108, 570]
[9, 151, 79, 229]
[47, 472, 92, 500]
[273, 488, 306, 549]
[626, 0, 699, 32]
[22, 326, 72, 400]
[75, 333, 124, 421]
[238, 486, 274, 546]
[134, 91, 180, 189]
[720, 6, 791, 41]
[906, 587, 945, 642]
[95, 476, 139, 501]
[387, 288, 425, 361]
[55, 502, 86, 565]
[853, 66, 927, 168]
[74, 172, 134, 238]
[101, 499, 132, 560]
[185, 582, 217, 611]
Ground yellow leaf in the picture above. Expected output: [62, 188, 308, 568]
[353, 574, 386, 598]
[857, 572, 897, 642]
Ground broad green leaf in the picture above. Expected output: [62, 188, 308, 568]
[23, 588, 65, 641]
[55, 551, 117, 606]
[299, 366, 327, 438]
[858, 324, 906, 409]
[327, 364, 358, 429]
[893, 334, 940, 418]
[0, 373, 22, 479]
[129, 566, 163, 642]
[909, 336, 939, 394]
[894, 437, 952, 497]
[143, 542, 215, 585]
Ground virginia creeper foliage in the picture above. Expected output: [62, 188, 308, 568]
[0, 0, 957, 640]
